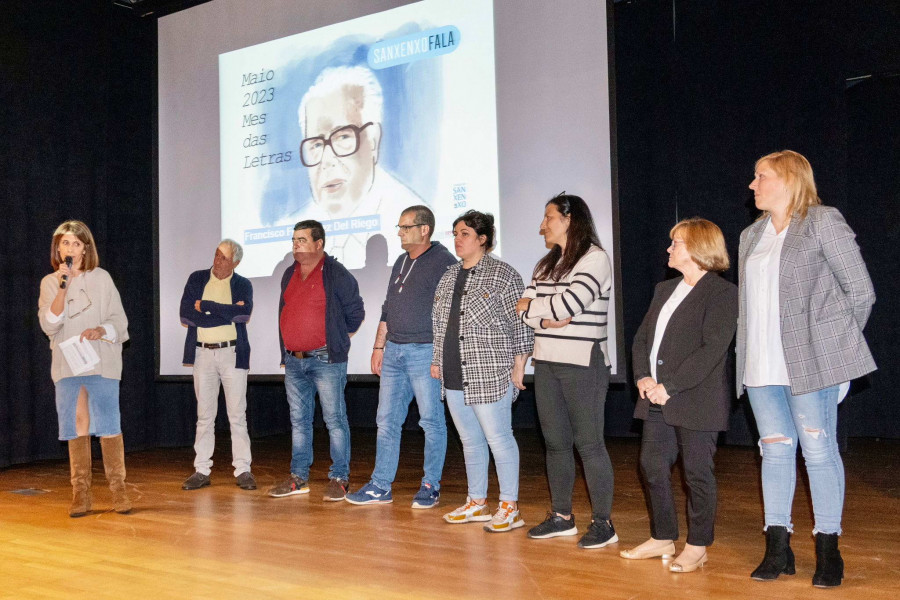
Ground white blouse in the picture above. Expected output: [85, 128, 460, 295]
[649, 280, 694, 381]
[743, 220, 791, 387]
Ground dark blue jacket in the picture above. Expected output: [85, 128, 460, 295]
[180, 269, 253, 369]
[279, 254, 364, 364]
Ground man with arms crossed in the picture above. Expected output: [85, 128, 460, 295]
[269, 220, 364, 501]
[180, 239, 255, 491]
[345, 206, 455, 508]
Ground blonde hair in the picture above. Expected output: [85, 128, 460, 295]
[755, 149, 821, 220]
[670, 217, 730, 272]
[51, 220, 99, 271]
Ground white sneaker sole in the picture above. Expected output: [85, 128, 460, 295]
[345, 496, 393, 505]
[411, 499, 440, 510]
[484, 518, 526, 533]
[579, 533, 619, 548]
[443, 512, 492, 524]
[528, 526, 579, 539]
[268, 487, 310, 498]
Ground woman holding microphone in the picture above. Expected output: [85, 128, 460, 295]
[38, 220, 131, 517]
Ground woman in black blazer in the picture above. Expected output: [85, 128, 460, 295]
[622, 217, 738, 573]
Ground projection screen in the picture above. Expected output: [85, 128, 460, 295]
[157, 0, 622, 379]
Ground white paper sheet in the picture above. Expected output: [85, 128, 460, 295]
[59, 335, 100, 376]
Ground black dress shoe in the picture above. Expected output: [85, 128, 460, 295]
[182, 472, 211, 490]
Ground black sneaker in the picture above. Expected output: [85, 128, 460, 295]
[182, 472, 211, 490]
[578, 519, 619, 549]
[528, 512, 579, 539]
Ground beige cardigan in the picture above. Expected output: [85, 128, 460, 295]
[38, 267, 129, 383]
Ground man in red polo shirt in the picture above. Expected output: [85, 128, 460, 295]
[269, 220, 364, 501]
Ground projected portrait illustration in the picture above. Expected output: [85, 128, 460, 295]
[278, 62, 434, 268]
[219, 0, 499, 276]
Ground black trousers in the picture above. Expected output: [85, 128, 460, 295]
[640, 408, 719, 546]
[534, 343, 613, 521]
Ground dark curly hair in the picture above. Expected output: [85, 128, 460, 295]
[452, 210, 495, 252]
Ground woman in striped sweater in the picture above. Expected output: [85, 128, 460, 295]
[516, 193, 617, 549]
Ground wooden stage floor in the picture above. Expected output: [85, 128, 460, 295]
[1, 430, 898, 599]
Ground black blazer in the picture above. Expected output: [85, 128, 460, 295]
[632, 272, 738, 431]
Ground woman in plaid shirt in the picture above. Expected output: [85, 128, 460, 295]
[432, 210, 533, 533]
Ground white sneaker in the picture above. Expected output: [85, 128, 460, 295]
[443, 497, 492, 524]
[483, 501, 525, 533]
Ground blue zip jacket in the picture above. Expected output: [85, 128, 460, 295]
[278, 254, 364, 364]
[180, 269, 253, 369]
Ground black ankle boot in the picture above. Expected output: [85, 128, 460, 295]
[812, 533, 843, 587]
[751, 525, 796, 580]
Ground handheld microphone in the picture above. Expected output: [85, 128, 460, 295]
[61, 256, 73, 289]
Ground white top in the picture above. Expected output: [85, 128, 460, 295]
[743, 220, 791, 387]
[649, 280, 693, 381]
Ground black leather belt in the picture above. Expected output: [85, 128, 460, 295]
[290, 346, 328, 359]
[196, 340, 237, 349]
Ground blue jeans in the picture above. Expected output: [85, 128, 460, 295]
[371, 341, 446, 492]
[284, 353, 350, 480]
[747, 384, 844, 534]
[445, 385, 519, 502]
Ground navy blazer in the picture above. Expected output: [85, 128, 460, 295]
[632, 272, 738, 431]
[180, 269, 253, 369]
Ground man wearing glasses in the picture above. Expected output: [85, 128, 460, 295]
[269, 220, 365, 501]
[345, 206, 455, 508]
[180, 240, 255, 492]
[296, 65, 424, 269]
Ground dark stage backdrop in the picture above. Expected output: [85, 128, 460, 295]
[1, 0, 898, 467]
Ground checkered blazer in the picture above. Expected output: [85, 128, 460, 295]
[736, 205, 876, 397]
[432, 253, 533, 405]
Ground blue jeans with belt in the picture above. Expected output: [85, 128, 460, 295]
[370, 341, 446, 491]
[284, 352, 350, 481]
[747, 384, 844, 534]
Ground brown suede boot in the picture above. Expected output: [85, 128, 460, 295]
[68, 435, 92, 518]
[100, 434, 132, 514]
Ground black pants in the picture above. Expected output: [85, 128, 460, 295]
[640, 408, 719, 546]
[534, 343, 613, 521]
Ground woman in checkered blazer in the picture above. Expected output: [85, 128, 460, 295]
[432, 210, 534, 533]
[739, 150, 876, 588]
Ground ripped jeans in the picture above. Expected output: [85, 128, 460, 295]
[747, 384, 843, 535]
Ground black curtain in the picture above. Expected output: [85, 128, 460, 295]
[3, 0, 899, 468]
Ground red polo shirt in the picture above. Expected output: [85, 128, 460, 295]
[280, 256, 327, 352]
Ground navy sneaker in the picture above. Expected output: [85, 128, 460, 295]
[345, 481, 393, 505]
[411, 483, 440, 509]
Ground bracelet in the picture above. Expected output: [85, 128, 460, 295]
[373, 347, 384, 350]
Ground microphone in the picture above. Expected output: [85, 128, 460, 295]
[61, 256, 73, 289]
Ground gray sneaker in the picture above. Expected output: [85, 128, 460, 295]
[182, 472, 211, 490]
[235, 471, 257, 490]
[324, 477, 349, 501]
[268, 474, 310, 497]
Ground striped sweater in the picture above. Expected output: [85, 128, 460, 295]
[521, 245, 612, 367]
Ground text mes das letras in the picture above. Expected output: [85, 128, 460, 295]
[240, 68, 291, 169]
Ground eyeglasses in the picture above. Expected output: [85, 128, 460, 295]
[669, 239, 686, 247]
[299, 122, 374, 167]
[395, 224, 425, 232]
[66, 288, 92, 319]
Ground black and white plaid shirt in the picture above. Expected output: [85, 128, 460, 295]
[432, 254, 533, 405]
